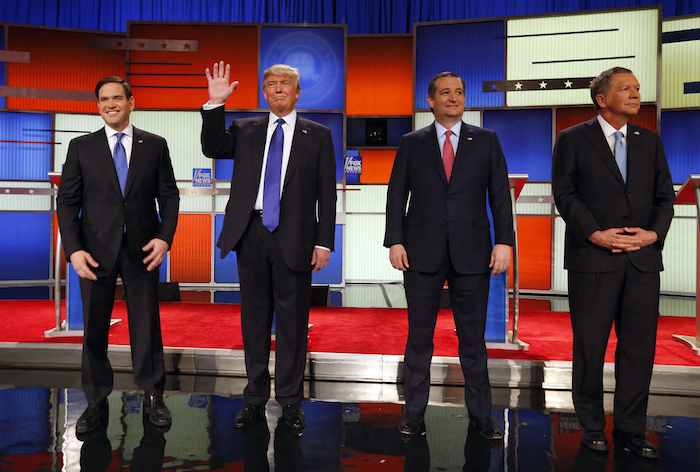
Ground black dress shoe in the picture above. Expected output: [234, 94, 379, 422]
[282, 404, 306, 430]
[469, 415, 503, 440]
[581, 430, 609, 452]
[236, 403, 265, 429]
[399, 411, 425, 438]
[613, 428, 659, 459]
[76, 399, 109, 434]
[143, 393, 172, 428]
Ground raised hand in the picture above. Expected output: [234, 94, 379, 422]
[205, 61, 239, 105]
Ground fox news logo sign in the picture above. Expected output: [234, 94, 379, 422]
[193, 168, 212, 188]
[344, 155, 362, 175]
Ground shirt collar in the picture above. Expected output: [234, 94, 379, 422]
[269, 110, 296, 127]
[434, 120, 461, 139]
[597, 115, 627, 139]
[105, 123, 133, 139]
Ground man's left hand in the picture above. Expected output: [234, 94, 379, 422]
[489, 244, 511, 276]
[142, 238, 170, 272]
[311, 247, 331, 273]
[612, 227, 658, 253]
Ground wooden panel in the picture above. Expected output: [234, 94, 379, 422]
[347, 36, 412, 116]
[170, 214, 212, 283]
[7, 26, 126, 112]
[358, 149, 397, 184]
[128, 24, 258, 110]
[509, 216, 552, 291]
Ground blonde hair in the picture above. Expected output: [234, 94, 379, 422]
[262, 64, 301, 91]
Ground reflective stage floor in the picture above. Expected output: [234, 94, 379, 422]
[1, 369, 699, 471]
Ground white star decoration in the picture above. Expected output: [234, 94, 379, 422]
[514, 82, 523, 90]
[539, 81, 547, 89]
[564, 80, 573, 88]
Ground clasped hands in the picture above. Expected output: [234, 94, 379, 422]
[588, 227, 658, 253]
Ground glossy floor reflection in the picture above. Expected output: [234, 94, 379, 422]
[1, 371, 699, 471]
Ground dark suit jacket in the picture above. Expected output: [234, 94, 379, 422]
[200, 107, 336, 272]
[552, 117, 675, 273]
[57, 127, 179, 277]
[384, 122, 513, 274]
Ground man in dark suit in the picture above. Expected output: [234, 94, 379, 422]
[200, 62, 336, 430]
[57, 76, 179, 433]
[384, 72, 513, 440]
[552, 67, 675, 459]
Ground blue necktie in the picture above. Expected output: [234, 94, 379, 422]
[114, 132, 128, 195]
[613, 131, 627, 183]
[263, 118, 284, 232]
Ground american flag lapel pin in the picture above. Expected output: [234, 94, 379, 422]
[302, 129, 308, 135]
[138, 139, 144, 143]
[467, 136, 473, 141]
[633, 131, 640, 136]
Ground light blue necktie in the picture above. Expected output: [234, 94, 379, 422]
[114, 132, 128, 195]
[263, 118, 285, 232]
[613, 131, 627, 183]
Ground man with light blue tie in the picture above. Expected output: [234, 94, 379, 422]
[200, 62, 336, 430]
[552, 67, 675, 459]
[58, 77, 179, 434]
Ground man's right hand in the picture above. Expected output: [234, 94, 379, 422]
[588, 228, 643, 253]
[69, 250, 99, 281]
[389, 244, 410, 271]
[205, 61, 239, 105]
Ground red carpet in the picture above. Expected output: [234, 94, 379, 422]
[1, 300, 699, 366]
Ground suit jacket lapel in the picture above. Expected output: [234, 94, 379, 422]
[251, 117, 269, 187]
[283, 116, 308, 188]
[584, 117, 626, 186]
[422, 124, 448, 186]
[124, 127, 145, 197]
[452, 122, 471, 177]
[96, 128, 123, 197]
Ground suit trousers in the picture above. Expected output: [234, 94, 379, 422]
[402, 248, 492, 417]
[80, 234, 165, 404]
[236, 214, 312, 406]
[568, 256, 660, 433]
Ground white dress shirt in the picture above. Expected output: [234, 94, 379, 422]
[105, 123, 134, 165]
[597, 114, 628, 155]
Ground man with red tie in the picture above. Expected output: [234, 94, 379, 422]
[385, 71, 513, 440]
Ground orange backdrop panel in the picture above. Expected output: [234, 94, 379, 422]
[128, 24, 258, 110]
[347, 36, 413, 116]
[180, 291, 212, 303]
[556, 104, 657, 135]
[508, 216, 552, 291]
[358, 149, 397, 184]
[7, 26, 126, 112]
[170, 214, 212, 283]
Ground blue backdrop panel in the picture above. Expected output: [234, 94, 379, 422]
[311, 224, 342, 285]
[0, 286, 49, 299]
[485, 194, 507, 342]
[0, 112, 53, 180]
[298, 112, 344, 182]
[217, 112, 344, 182]
[0, 25, 5, 109]
[483, 108, 553, 181]
[415, 21, 506, 109]
[214, 214, 239, 283]
[660, 109, 700, 184]
[67, 263, 83, 330]
[260, 26, 345, 111]
[0, 213, 50, 280]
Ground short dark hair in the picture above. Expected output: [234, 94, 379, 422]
[590, 67, 633, 111]
[427, 72, 466, 98]
[95, 76, 133, 100]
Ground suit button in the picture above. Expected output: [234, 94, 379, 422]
[627, 189, 632, 194]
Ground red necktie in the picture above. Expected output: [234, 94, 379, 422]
[443, 130, 454, 183]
